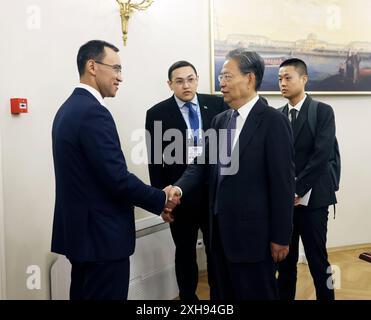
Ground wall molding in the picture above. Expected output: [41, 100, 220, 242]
[328, 243, 371, 252]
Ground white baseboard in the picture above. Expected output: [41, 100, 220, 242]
[128, 265, 178, 300]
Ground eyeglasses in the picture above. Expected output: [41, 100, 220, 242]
[217, 73, 234, 83]
[218, 72, 251, 83]
[172, 77, 197, 86]
[94, 61, 122, 75]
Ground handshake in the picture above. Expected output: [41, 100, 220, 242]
[161, 185, 182, 223]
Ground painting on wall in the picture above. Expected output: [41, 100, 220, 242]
[211, 0, 371, 94]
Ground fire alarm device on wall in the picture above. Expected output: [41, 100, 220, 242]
[10, 98, 28, 114]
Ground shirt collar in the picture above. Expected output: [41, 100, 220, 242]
[234, 95, 260, 121]
[174, 94, 199, 110]
[76, 83, 106, 107]
[288, 94, 307, 112]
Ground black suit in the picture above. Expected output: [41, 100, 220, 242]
[52, 88, 165, 299]
[277, 95, 337, 300]
[145, 93, 226, 300]
[175, 98, 295, 299]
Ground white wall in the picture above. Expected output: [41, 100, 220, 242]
[0, 0, 370, 299]
[0, 0, 211, 300]
[0, 123, 6, 299]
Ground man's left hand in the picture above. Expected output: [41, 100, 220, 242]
[270, 242, 289, 262]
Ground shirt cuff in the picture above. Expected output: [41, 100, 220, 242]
[174, 186, 183, 197]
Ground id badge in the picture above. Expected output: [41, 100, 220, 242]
[187, 146, 203, 164]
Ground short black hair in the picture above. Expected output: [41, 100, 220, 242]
[279, 58, 308, 76]
[168, 60, 198, 81]
[226, 49, 265, 90]
[77, 40, 119, 77]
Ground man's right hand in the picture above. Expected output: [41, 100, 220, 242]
[164, 186, 181, 212]
[294, 196, 301, 206]
[169, 186, 182, 202]
[161, 186, 182, 223]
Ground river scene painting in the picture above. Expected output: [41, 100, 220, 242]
[212, 0, 371, 93]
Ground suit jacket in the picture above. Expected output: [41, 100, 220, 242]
[51, 88, 165, 262]
[145, 93, 227, 214]
[175, 98, 295, 263]
[279, 95, 337, 208]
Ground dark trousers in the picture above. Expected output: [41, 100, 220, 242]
[277, 206, 335, 300]
[69, 258, 130, 300]
[210, 216, 279, 300]
[170, 208, 216, 300]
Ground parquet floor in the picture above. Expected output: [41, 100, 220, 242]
[195, 245, 371, 300]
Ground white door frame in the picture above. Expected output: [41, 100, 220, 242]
[0, 129, 6, 299]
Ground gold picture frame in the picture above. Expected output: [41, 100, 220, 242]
[210, 0, 371, 95]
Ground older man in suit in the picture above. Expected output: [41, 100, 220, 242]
[166, 49, 295, 300]
[146, 61, 227, 300]
[51, 40, 175, 300]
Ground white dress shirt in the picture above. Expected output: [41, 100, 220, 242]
[288, 94, 306, 122]
[232, 95, 260, 150]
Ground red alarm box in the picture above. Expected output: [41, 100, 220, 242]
[10, 98, 28, 114]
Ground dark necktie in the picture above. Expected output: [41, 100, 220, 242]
[290, 108, 298, 127]
[218, 110, 239, 175]
[184, 102, 200, 145]
[215, 110, 239, 215]
[226, 110, 240, 157]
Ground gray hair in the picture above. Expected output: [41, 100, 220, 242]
[226, 48, 265, 90]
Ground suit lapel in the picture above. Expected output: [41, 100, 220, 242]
[282, 104, 289, 117]
[197, 94, 213, 129]
[166, 96, 188, 132]
[233, 99, 266, 158]
[220, 99, 266, 180]
[293, 96, 310, 142]
[211, 110, 231, 199]
[212, 110, 231, 177]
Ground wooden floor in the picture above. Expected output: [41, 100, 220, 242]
[195, 245, 371, 300]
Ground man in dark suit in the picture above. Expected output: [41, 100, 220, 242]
[51, 40, 175, 300]
[145, 61, 226, 300]
[165, 49, 295, 300]
[277, 58, 337, 300]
